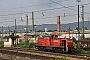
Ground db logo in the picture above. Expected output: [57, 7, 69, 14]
[54, 40, 58, 42]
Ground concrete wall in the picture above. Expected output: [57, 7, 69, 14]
[4, 38, 12, 47]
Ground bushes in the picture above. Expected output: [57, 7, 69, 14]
[16, 41, 35, 48]
[0, 41, 4, 48]
[75, 49, 85, 54]
[75, 49, 90, 54]
[0, 43, 4, 48]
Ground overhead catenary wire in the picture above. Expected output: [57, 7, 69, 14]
[0, 1, 90, 17]
[50, 0, 90, 14]
[0, 0, 90, 26]
[0, 11, 90, 25]
[0, 3, 90, 17]
[0, 14, 77, 26]
[1, 10, 90, 21]
[0, 3, 52, 12]
[0, 13, 89, 26]
[50, 0, 78, 12]
[0, 7, 72, 16]
[1, 2, 90, 13]
[0, 14, 77, 24]
[0, 0, 72, 12]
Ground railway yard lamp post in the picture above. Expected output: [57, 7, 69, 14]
[76, 0, 81, 40]
[2, 26, 3, 39]
[21, 14, 29, 41]
[15, 19, 17, 36]
[24, 14, 29, 41]
[8, 26, 10, 36]
[42, 26, 45, 32]
[25, 14, 29, 35]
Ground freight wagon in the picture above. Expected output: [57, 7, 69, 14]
[78, 39, 90, 50]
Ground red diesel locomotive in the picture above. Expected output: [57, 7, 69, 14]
[35, 34, 75, 53]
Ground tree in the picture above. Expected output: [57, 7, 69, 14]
[37, 30, 43, 32]
[54, 30, 57, 31]
[84, 27, 88, 30]
[76, 27, 82, 30]
[47, 30, 54, 32]
[80, 34, 85, 39]
[67, 28, 72, 31]
[62, 30, 66, 32]
[72, 37, 77, 44]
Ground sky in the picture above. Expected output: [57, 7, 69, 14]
[0, 0, 90, 27]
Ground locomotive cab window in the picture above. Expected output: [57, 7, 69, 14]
[55, 35, 58, 37]
[51, 35, 58, 38]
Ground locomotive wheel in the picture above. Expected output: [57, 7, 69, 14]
[38, 47, 43, 51]
[52, 48, 55, 52]
[52, 47, 65, 53]
[43, 47, 46, 51]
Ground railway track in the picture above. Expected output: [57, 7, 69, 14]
[0, 48, 90, 60]
[0, 57, 10, 60]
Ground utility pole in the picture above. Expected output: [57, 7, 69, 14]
[26, 15, 28, 33]
[8, 26, 10, 36]
[69, 26, 70, 38]
[32, 12, 34, 32]
[15, 19, 17, 36]
[76, 0, 81, 40]
[34, 28, 36, 48]
[82, 5, 84, 39]
[2, 26, 3, 39]
[25, 14, 28, 41]
[35, 29, 36, 40]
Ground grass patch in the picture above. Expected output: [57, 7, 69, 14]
[52, 56, 70, 60]
[75, 49, 90, 54]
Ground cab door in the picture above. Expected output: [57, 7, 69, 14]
[62, 40, 66, 51]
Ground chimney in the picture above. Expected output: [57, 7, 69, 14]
[57, 16, 60, 32]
